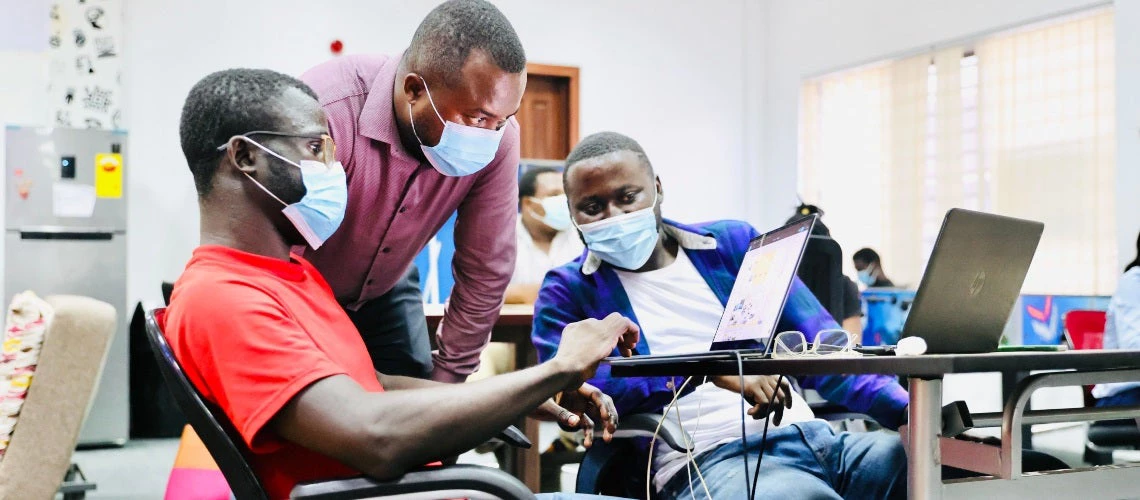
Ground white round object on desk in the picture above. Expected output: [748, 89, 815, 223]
[897, 337, 928, 356]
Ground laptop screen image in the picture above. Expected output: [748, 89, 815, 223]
[710, 217, 814, 351]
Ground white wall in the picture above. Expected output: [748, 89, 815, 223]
[120, 0, 756, 307]
[758, 0, 1127, 241]
[1115, 1, 1140, 271]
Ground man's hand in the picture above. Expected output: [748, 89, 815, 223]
[557, 383, 619, 447]
[552, 313, 640, 384]
[532, 398, 594, 444]
[712, 375, 793, 424]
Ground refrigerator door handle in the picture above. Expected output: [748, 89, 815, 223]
[17, 227, 121, 241]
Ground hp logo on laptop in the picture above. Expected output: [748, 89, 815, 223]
[969, 271, 987, 297]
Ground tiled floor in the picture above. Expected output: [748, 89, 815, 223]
[68, 423, 1113, 498]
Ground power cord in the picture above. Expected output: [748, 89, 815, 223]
[734, 351, 752, 500]
[648, 377, 711, 500]
[748, 374, 785, 500]
[675, 376, 711, 499]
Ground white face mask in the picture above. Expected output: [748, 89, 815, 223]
[529, 194, 572, 232]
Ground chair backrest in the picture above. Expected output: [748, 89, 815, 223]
[1064, 309, 1107, 350]
[798, 235, 845, 318]
[0, 295, 115, 500]
[144, 308, 268, 500]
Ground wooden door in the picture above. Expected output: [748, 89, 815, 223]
[516, 63, 579, 161]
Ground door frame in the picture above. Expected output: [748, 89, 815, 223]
[525, 63, 580, 148]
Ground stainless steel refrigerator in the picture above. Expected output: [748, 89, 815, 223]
[4, 126, 129, 446]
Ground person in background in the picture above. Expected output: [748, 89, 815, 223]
[507, 166, 585, 304]
[473, 165, 585, 491]
[853, 248, 895, 288]
[533, 132, 908, 499]
[786, 204, 864, 339]
[299, 0, 526, 383]
[168, 68, 636, 499]
[1093, 232, 1140, 406]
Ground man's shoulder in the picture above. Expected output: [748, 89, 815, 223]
[169, 258, 288, 323]
[674, 219, 758, 246]
[301, 53, 394, 106]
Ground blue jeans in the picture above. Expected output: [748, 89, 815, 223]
[1096, 386, 1140, 407]
[660, 421, 906, 500]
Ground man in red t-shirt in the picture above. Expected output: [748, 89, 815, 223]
[167, 68, 638, 499]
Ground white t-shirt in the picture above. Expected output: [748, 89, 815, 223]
[616, 250, 815, 491]
[511, 218, 584, 285]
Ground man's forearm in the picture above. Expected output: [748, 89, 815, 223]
[364, 359, 577, 477]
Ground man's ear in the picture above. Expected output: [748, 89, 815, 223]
[402, 72, 427, 105]
[655, 176, 664, 204]
[228, 138, 259, 175]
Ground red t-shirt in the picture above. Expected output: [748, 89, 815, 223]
[165, 245, 384, 499]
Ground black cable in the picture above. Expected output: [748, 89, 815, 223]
[749, 374, 785, 500]
[735, 351, 752, 500]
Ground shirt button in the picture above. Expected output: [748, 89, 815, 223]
[399, 206, 408, 213]
[366, 278, 374, 285]
[382, 247, 391, 254]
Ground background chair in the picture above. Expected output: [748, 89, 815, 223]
[0, 295, 115, 500]
[1063, 309, 1140, 465]
[799, 235, 846, 320]
[145, 307, 535, 500]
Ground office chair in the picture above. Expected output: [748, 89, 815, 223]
[798, 236, 845, 319]
[145, 308, 535, 500]
[1063, 310, 1140, 465]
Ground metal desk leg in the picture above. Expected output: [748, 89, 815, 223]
[908, 377, 943, 500]
[511, 329, 541, 493]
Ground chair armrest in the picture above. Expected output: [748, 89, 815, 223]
[497, 424, 532, 449]
[289, 464, 534, 500]
[610, 413, 693, 452]
[808, 401, 873, 422]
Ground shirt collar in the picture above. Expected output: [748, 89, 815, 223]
[358, 52, 416, 161]
[581, 222, 717, 275]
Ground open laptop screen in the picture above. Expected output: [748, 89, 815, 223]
[710, 217, 814, 351]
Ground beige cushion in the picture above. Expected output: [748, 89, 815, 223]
[0, 294, 115, 500]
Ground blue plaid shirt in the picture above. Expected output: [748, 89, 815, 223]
[531, 219, 909, 429]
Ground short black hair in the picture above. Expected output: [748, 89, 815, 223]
[179, 68, 318, 196]
[519, 166, 561, 199]
[564, 131, 653, 178]
[405, 0, 526, 88]
[853, 248, 881, 264]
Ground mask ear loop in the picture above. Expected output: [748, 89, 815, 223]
[409, 75, 446, 147]
[219, 136, 291, 208]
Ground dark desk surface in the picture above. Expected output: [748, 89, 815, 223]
[608, 349, 1140, 378]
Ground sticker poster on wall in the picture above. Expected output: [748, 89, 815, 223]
[94, 152, 122, 198]
[46, 0, 123, 130]
[414, 161, 564, 304]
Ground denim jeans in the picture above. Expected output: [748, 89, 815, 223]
[1096, 386, 1140, 407]
[659, 420, 906, 500]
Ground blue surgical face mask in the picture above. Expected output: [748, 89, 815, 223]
[857, 268, 875, 287]
[530, 194, 572, 232]
[410, 77, 505, 177]
[235, 137, 348, 250]
[575, 191, 660, 270]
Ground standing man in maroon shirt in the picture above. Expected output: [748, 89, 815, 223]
[300, 0, 525, 382]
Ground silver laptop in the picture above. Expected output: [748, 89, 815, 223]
[613, 216, 815, 363]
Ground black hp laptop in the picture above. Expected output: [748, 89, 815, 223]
[898, 208, 1043, 353]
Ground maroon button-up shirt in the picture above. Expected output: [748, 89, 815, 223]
[300, 54, 519, 382]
